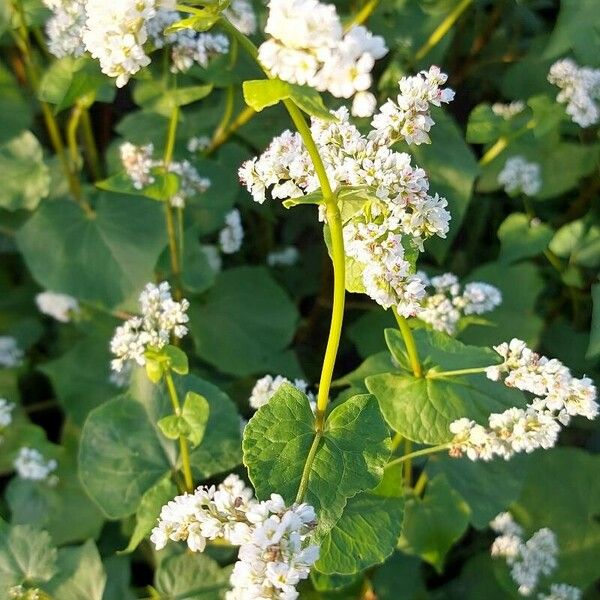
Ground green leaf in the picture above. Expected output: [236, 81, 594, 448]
[366, 329, 526, 444]
[243, 78, 334, 120]
[0, 64, 32, 143]
[16, 194, 168, 307]
[409, 108, 478, 262]
[0, 524, 57, 595]
[543, 0, 600, 67]
[498, 213, 554, 264]
[427, 455, 529, 529]
[97, 169, 180, 203]
[0, 131, 50, 211]
[398, 474, 471, 572]
[372, 552, 426, 600]
[182, 238, 218, 294]
[527, 95, 566, 138]
[189, 266, 299, 377]
[587, 284, 600, 359]
[316, 492, 404, 575]
[466, 104, 507, 144]
[122, 475, 178, 554]
[154, 553, 230, 599]
[157, 414, 188, 440]
[44, 540, 106, 600]
[549, 215, 600, 269]
[134, 80, 213, 116]
[79, 394, 171, 518]
[164, 345, 189, 375]
[145, 357, 164, 384]
[164, 11, 220, 34]
[243, 386, 391, 528]
[38, 56, 114, 112]
[511, 448, 600, 588]
[182, 391, 210, 447]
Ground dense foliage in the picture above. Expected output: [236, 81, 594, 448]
[0, 0, 599, 599]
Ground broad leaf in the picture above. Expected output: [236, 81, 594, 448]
[243, 386, 391, 528]
[550, 216, 600, 269]
[398, 474, 471, 572]
[17, 194, 168, 307]
[0, 131, 49, 211]
[97, 169, 180, 202]
[0, 64, 32, 143]
[498, 213, 554, 264]
[372, 552, 426, 600]
[316, 492, 404, 575]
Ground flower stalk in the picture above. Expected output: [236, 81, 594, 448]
[393, 308, 422, 378]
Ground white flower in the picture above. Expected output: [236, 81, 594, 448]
[224, 0, 257, 35]
[498, 156, 542, 196]
[120, 142, 156, 190]
[267, 246, 300, 267]
[0, 398, 15, 430]
[219, 209, 244, 254]
[35, 291, 79, 323]
[548, 59, 600, 127]
[352, 91, 378, 117]
[14, 447, 58, 482]
[0, 337, 23, 368]
[370, 65, 455, 146]
[538, 584, 582, 600]
[187, 136, 211, 153]
[249, 375, 313, 410]
[110, 281, 189, 372]
[42, 0, 86, 58]
[492, 101, 525, 120]
[167, 159, 211, 208]
[201, 244, 223, 273]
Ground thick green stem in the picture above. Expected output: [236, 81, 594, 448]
[427, 366, 489, 379]
[164, 370, 194, 492]
[344, 0, 379, 32]
[295, 431, 323, 503]
[386, 444, 451, 469]
[414, 0, 473, 62]
[393, 308, 422, 378]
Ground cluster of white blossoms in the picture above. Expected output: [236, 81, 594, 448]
[498, 155, 542, 197]
[492, 100, 525, 120]
[415, 272, 502, 335]
[110, 281, 189, 372]
[548, 59, 600, 128]
[370, 66, 455, 145]
[120, 142, 211, 208]
[187, 136, 212, 154]
[450, 339, 598, 461]
[219, 209, 245, 254]
[151, 474, 319, 600]
[249, 375, 313, 410]
[42, 0, 86, 58]
[267, 246, 300, 267]
[0, 398, 15, 439]
[224, 0, 257, 35]
[240, 90, 453, 315]
[0, 336, 23, 368]
[258, 0, 387, 117]
[490, 513, 580, 599]
[201, 244, 223, 273]
[13, 447, 58, 483]
[35, 291, 79, 323]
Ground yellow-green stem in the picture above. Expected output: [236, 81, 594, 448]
[427, 365, 489, 379]
[403, 439, 413, 486]
[164, 370, 194, 492]
[386, 443, 451, 469]
[67, 102, 84, 170]
[206, 105, 256, 154]
[391, 431, 404, 451]
[413, 471, 428, 496]
[80, 108, 102, 181]
[344, 0, 379, 32]
[393, 308, 422, 378]
[212, 86, 236, 147]
[295, 431, 323, 503]
[414, 0, 473, 62]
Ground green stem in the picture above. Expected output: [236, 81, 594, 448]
[479, 120, 535, 166]
[212, 86, 236, 147]
[164, 369, 194, 492]
[206, 105, 256, 154]
[403, 439, 413, 486]
[344, 0, 379, 32]
[393, 308, 422, 378]
[386, 444, 451, 469]
[427, 365, 489, 379]
[66, 102, 84, 171]
[390, 431, 403, 451]
[414, 0, 473, 62]
[413, 471, 428, 496]
[80, 108, 103, 181]
[295, 431, 323, 503]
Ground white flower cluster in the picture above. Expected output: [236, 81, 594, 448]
[370, 66, 455, 146]
[224, 0, 257, 35]
[35, 291, 79, 323]
[42, 0, 86, 58]
[201, 244, 223, 273]
[0, 398, 15, 438]
[120, 142, 211, 208]
[498, 156, 542, 197]
[249, 375, 313, 410]
[110, 281, 189, 372]
[267, 246, 300, 267]
[151, 474, 319, 600]
[492, 100, 525, 119]
[187, 136, 211, 154]
[450, 339, 598, 461]
[219, 209, 245, 254]
[548, 59, 600, 127]
[239, 100, 453, 316]
[490, 513, 580, 599]
[13, 447, 58, 483]
[0, 336, 23, 368]
[416, 272, 502, 335]
[258, 0, 387, 117]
